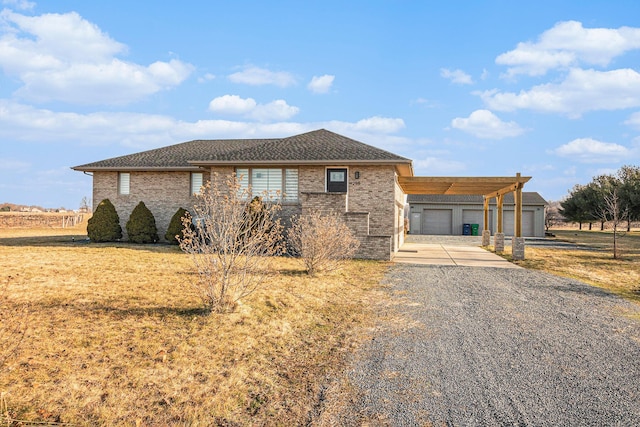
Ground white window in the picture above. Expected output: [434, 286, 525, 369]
[236, 168, 298, 202]
[252, 168, 282, 198]
[284, 169, 298, 202]
[118, 172, 130, 195]
[191, 172, 204, 195]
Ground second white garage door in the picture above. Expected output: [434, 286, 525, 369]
[462, 209, 493, 233]
[503, 211, 534, 236]
[422, 209, 452, 235]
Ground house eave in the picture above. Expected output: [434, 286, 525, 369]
[71, 166, 206, 172]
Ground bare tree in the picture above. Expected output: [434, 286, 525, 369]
[288, 210, 360, 276]
[80, 196, 91, 212]
[179, 174, 284, 313]
[600, 187, 628, 259]
[544, 201, 562, 232]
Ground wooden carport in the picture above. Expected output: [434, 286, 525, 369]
[397, 173, 531, 259]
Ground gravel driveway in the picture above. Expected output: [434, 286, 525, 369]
[316, 265, 640, 426]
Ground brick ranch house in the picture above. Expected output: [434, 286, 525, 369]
[73, 129, 413, 260]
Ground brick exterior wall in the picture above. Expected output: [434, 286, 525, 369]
[297, 165, 400, 260]
[301, 192, 347, 216]
[345, 165, 398, 250]
[344, 212, 370, 236]
[92, 163, 405, 259]
[299, 166, 326, 193]
[356, 235, 392, 261]
[93, 170, 206, 241]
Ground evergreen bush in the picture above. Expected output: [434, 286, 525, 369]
[126, 201, 158, 243]
[165, 207, 192, 244]
[87, 199, 122, 242]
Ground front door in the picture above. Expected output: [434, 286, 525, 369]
[327, 168, 348, 193]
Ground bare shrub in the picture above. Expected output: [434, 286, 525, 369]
[0, 277, 28, 372]
[179, 174, 284, 313]
[288, 210, 360, 276]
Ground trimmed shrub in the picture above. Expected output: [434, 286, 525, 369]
[87, 199, 122, 242]
[165, 207, 192, 244]
[126, 201, 158, 244]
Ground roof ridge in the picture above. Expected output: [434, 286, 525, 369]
[283, 129, 412, 161]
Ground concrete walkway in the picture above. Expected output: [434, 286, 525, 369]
[395, 238, 520, 269]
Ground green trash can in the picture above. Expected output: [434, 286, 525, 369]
[471, 224, 479, 236]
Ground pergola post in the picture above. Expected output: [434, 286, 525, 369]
[482, 196, 491, 246]
[511, 173, 525, 260]
[495, 194, 505, 253]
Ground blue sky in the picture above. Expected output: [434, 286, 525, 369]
[2, 0, 640, 209]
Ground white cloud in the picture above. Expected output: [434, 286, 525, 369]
[208, 95, 257, 115]
[2, 0, 35, 10]
[208, 95, 299, 121]
[450, 109, 525, 139]
[413, 157, 466, 175]
[228, 66, 296, 87]
[197, 73, 216, 83]
[497, 21, 640, 77]
[252, 100, 299, 121]
[307, 74, 334, 94]
[15, 59, 192, 104]
[0, 9, 193, 104]
[440, 68, 473, 85]
[0, 157, 30, 172]
[0, 100, 407, 149]
[625, 111, 640, 130]
[553, 138, 629, 163]
[352, 116, 405, 133]
[411, 98, 440, 108]
[478, 68, 640, 117]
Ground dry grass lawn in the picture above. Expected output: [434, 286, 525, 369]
[0, 225, 388, 426]
[507, 229, 640, 306]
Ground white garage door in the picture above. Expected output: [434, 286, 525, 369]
[422, 209, 453, 235]
[462, 209, 491, 233]
[503, 211, 534, 236]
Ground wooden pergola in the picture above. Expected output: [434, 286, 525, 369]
[397, 173, 531, 238]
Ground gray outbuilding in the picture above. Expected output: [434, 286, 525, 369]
[407, 192, 547, 237]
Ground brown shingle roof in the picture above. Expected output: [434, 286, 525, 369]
[72, 129, 412, 171]
[407, 192, 548, 205]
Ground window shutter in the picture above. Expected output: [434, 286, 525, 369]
[191, 172, 203, 195]
[119, 172, 130, 195]
[284, 169, 298, 202]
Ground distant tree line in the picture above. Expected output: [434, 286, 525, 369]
[559, 165, 640, 231]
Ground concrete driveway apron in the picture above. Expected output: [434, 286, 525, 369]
[395, 242, 520, 268]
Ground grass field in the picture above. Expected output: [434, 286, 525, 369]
[4, 223, 640, 425]
[509, 229, 640, 305]
[0, 225, 388, 425]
